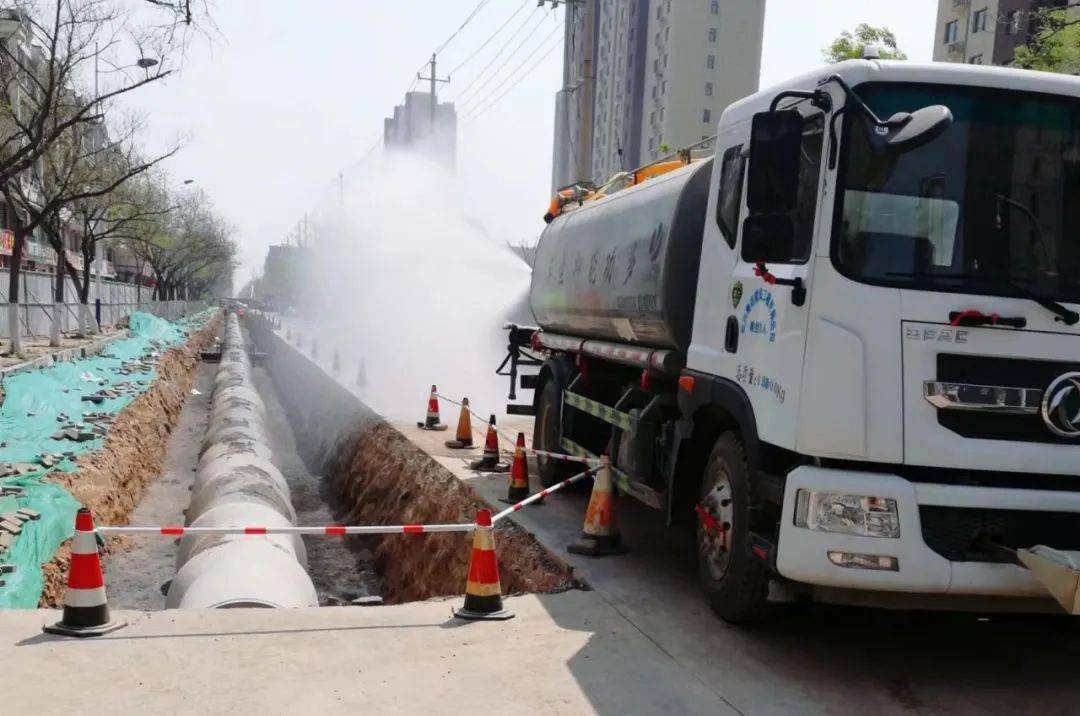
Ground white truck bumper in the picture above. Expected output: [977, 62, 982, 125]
[776, 465, 1080, 598]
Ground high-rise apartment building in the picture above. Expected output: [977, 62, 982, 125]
[551, 0, 764, 191]
[383, 91, 458, 168]
[932, 0, 1070, 66]
[638, 0, 764, 165]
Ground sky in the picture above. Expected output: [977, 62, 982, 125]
[117, 0, 940, 285]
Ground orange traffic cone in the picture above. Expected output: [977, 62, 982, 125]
[445, 397, 474, 449]
[44, 508, 125, 637]
[453, 509, 514, 621]
[567, 454, 628, 556]
[500, 432, 531, 504]
[469, 415, 509, 472]
[416, 385, 447, 431]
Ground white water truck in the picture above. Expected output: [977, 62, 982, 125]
[503, 59, 1080, 622]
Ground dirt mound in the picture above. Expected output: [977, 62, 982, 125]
[39, 314, 221, 606]
[329, 422, 577, 604]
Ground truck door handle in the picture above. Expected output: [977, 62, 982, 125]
[725, 316, 739, 353]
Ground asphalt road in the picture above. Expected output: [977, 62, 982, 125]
[408, 419, 1080, 716]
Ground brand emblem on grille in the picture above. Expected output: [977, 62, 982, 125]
[1041, 372, 1080, 438]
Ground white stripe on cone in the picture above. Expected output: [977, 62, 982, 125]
[70, 529, 98, 555]
[63, 586, 108, 608]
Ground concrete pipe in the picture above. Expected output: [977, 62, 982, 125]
[196, 440, 274, 472]
[166, 541, 318, 609]
[212, 373, 251, 394]
[169, 309, 314, 610]
[193, 454, 284, 493]
[212, 386, 266, 414]
[201, 421, 271, 453]
[176, 501, 307, 569]
[208, 394, 267, 421]
[208, 402, 264, 430]
[185, 467, 297, 525]
[214, 365, 249, 383]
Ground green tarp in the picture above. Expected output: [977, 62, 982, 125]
[0, 309, 214, 607]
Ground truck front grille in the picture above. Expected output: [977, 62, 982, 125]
[935, 354, 1079, 444]
[920, 506, 1080, 562]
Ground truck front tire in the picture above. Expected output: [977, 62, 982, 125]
[697, 432, 771, 623]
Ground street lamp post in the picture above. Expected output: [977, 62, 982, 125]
[90, 52, 159, 332]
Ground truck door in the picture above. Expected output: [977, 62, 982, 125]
[730, 112, 825, 448]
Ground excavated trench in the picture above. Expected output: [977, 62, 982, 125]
[249, 316, 578, 606]
[103, 313, 572, 610]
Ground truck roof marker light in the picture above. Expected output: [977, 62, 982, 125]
[678, 375, 695, 393]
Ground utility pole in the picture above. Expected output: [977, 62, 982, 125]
[418, 53, 450, 130]
[578, 0, 595, 185]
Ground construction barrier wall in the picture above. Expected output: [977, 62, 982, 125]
[0, 269, 201, 339]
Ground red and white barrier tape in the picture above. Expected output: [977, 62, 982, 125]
[432, 393, 599, 465]
[529, 448, 601, 467]
[492, 467, 596, 524]
[97, 523, 475, 537]
[433, 392, 517, 440]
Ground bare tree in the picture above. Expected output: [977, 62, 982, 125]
[0, 0, 180, 353]
[6, 109, 178, 338]
[128, 187, 235, 302]
[42, 138, 177, 339]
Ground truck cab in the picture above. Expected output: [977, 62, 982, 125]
[522, 59, 1080, 621]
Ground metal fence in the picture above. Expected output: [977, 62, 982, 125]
[0, 269, 206, 339]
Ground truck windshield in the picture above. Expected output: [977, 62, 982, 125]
[833, 83, 1080, 304]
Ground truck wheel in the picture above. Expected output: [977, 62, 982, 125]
[696, 432, 771, 624]
[533, 379, 574, 487]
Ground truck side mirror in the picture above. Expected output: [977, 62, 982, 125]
[880, 105, 953, 153]
[746, 110, 804, 214]
[741, 214, 796, 264]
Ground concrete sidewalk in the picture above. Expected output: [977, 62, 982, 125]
[5, 591, 730, 715]
[400, 420, 1080, 715]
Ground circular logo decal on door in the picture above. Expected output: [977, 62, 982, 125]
[1041, 372, 1080, 438]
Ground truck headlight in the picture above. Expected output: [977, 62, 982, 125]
[794, 490, 901, 539]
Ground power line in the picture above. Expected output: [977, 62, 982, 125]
[317, 0, 534, 223]
[464, 28, 564, 119]
[446, 0, 532, 77]
[464, 31, 564, 121]
[460, 19, 564, 116]
[435, 0, 493, 55]
[451, 5, 545, 104]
